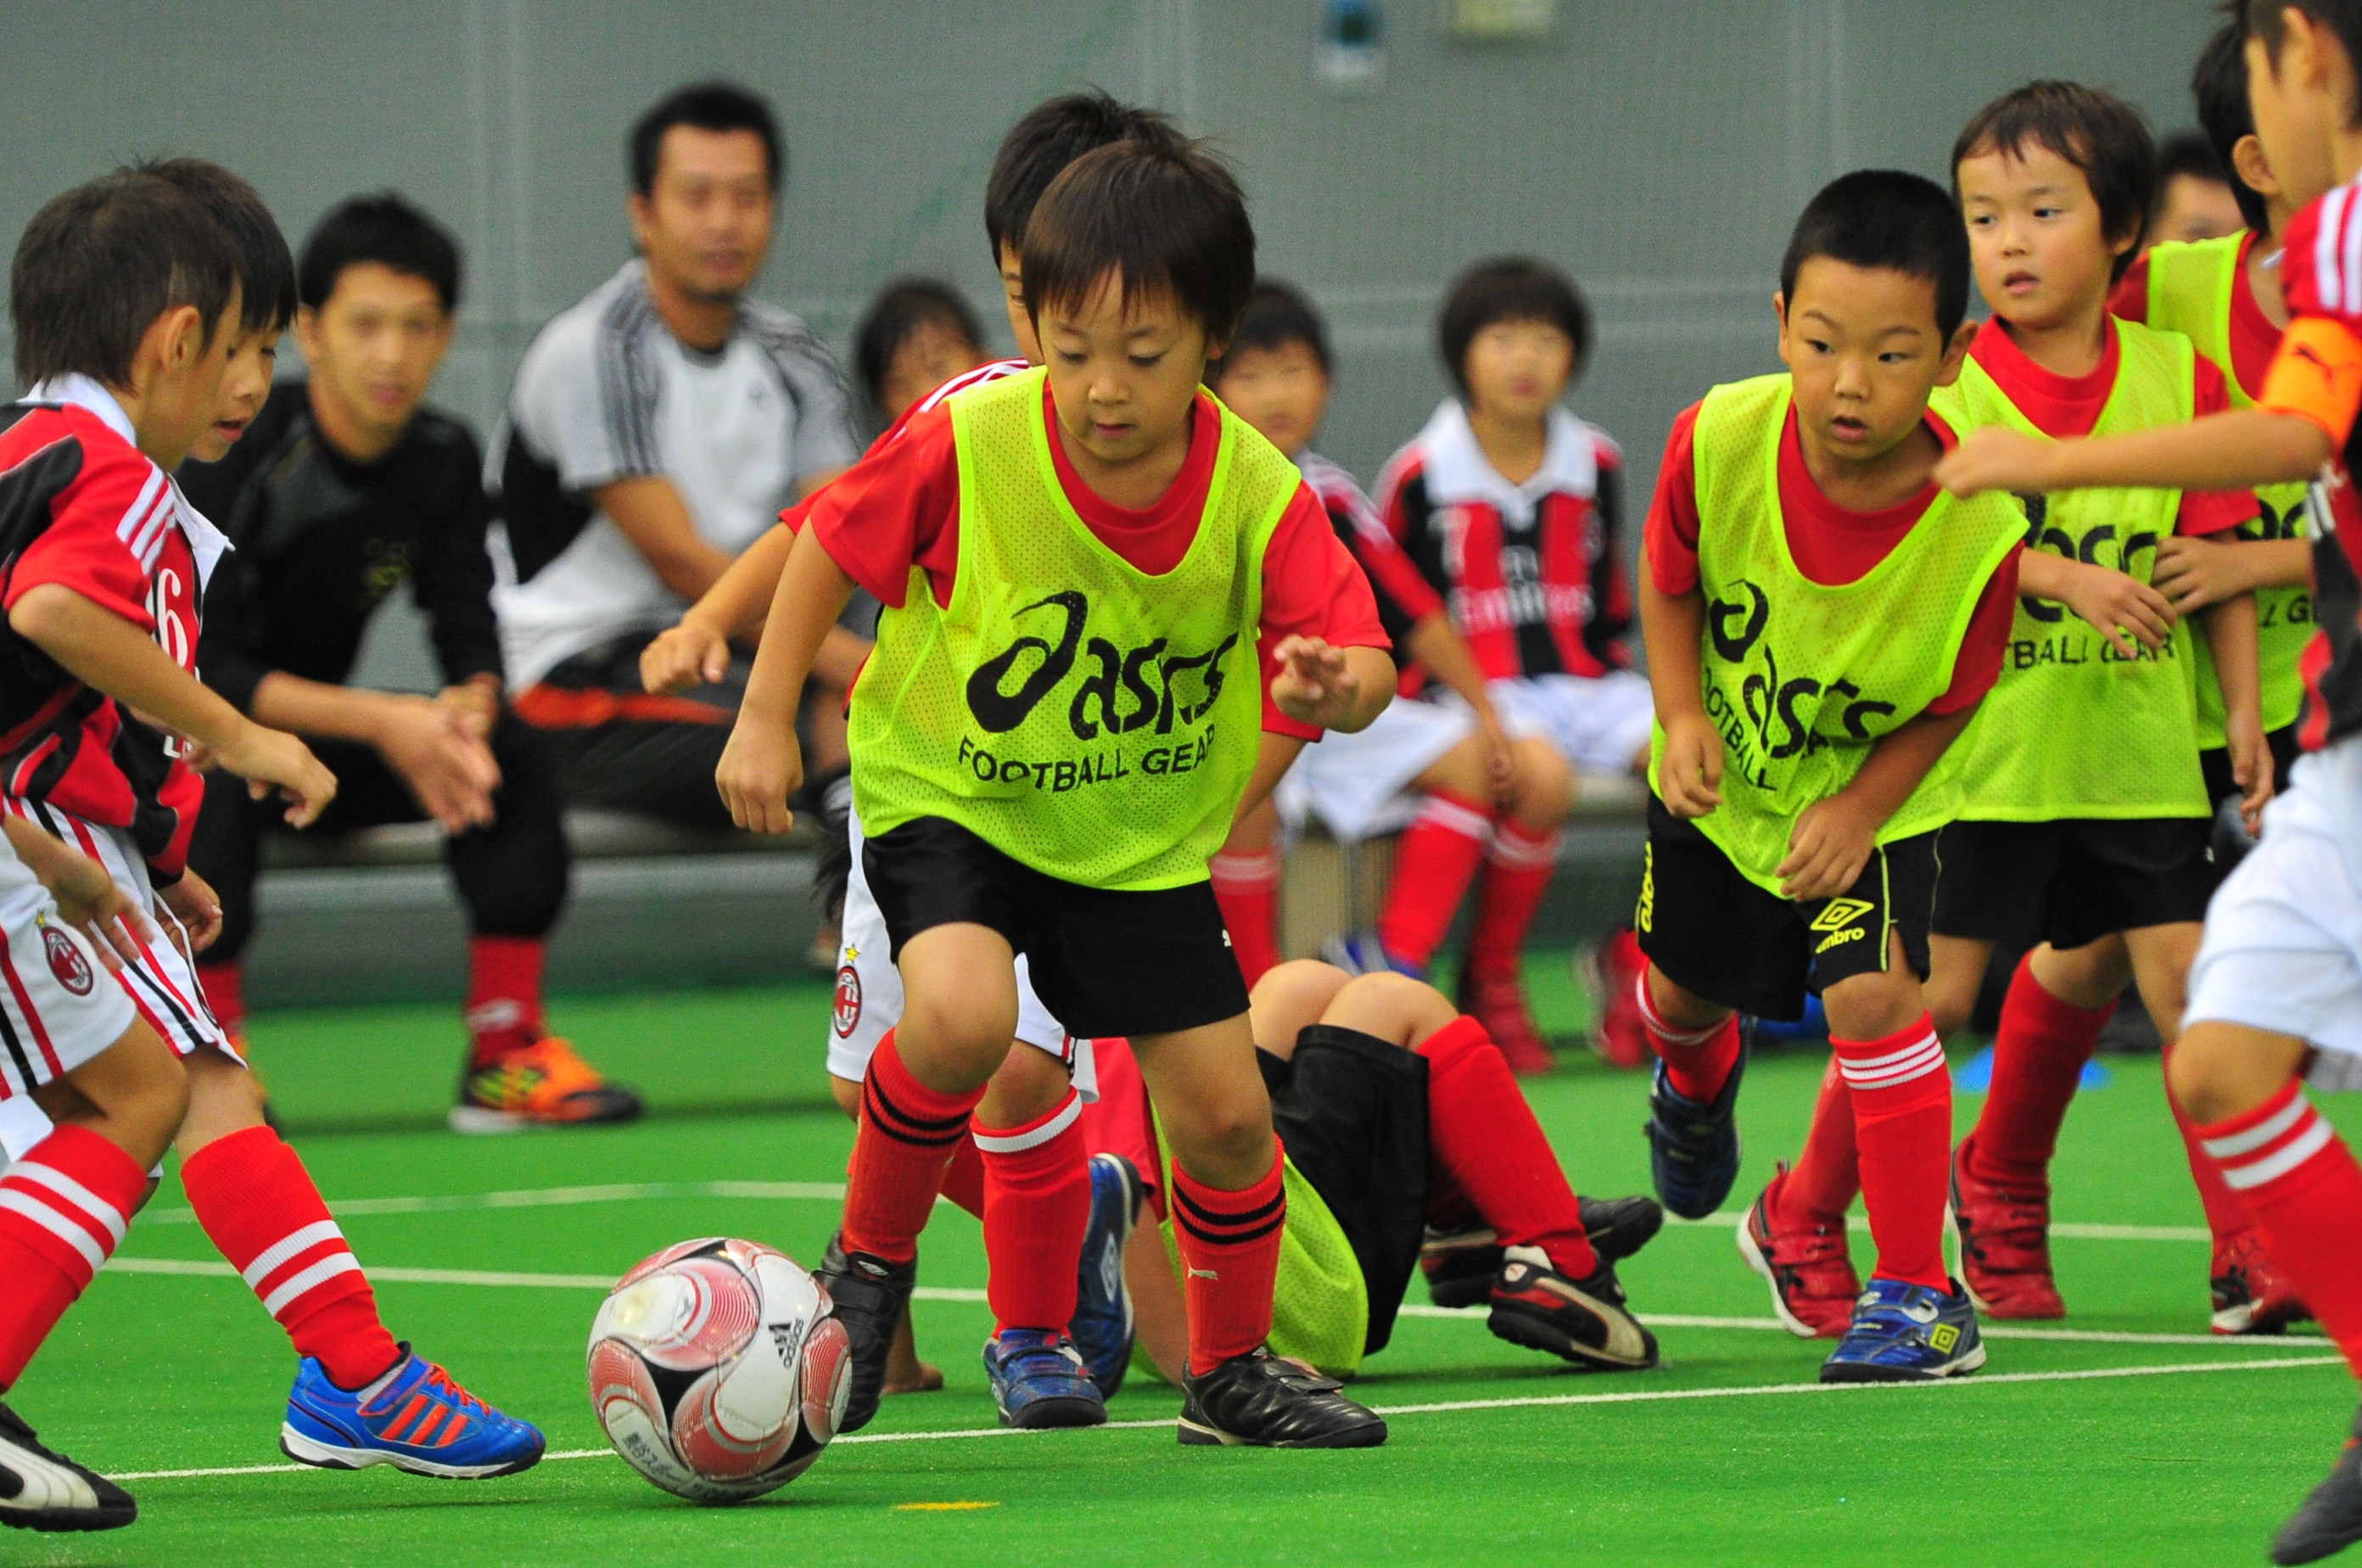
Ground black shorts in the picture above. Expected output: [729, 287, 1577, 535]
[1257, 1026, 1430, 1357]
[2200, 723, 2303, 806]
[860, 815, 1249, 1040]
[1932, 816, 2214, 949]
[1634, 794, 1938, 1022]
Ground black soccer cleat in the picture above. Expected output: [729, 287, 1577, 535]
[1422, 1196, 1665, 1311]
[1486, 1246, 1660, 1371]
[1643, 1044, 1748, 1220]
[1581, 1194, 1666, 1265]
[2275, 1405, 2362, 1565]
[0, 1402, 134, 1532]
[815, 1232, 918, 1435]
[1178, 1349, 1387, 1448]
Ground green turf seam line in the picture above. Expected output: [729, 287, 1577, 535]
[104, 1354, 2347, 1482]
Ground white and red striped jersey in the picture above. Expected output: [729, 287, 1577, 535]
[2276, 180, 2362, 751]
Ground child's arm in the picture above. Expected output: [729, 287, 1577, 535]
[8, 585, 335, 827]
[1637, 568, 1718, 817]
[1936, 406, 2330, 500]
[2153, 535, 2315, 613]
[1777, 706, 1978, 901]
[1398, 614, 1514, 799]
[0, 813, 155, 972]
[713, 527, 856, 834]
[1234, 733, 1307, 824]
[2015, 550, 2177, 658]
[641, 522, 801, 693]
[1122, 1218, 1189, 1386]
[1268, 639, 1394, 735]
[2200, 593, 2274, 830]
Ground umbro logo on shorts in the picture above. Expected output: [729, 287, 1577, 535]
[1811, 898, 1874, 933]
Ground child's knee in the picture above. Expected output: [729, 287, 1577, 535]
[1167, 1096, 1275, 1184]
[2168, 1022, 2309, 1126]
[1645, 964, 1727, 1030]
[1322, 971, 1453, 1048]
[979, 1044, 1071, 1125]
[1821, 968, 1925, 1042]
[1512, 741, 1575, 824]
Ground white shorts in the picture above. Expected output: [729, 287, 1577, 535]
[2186, 736, 2362, 1061]
[829, 803, 1094, 1099]
[0, 827, 138, 1154]
[1273, 695, 1473, 843]
[1458, 671, 1655, 776]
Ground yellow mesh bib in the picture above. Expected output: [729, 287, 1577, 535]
[1648, 375, 2023, 893]
[849, 368, 1299, 889]
[2144, 236, 2315, 740]
[1929, 322, 2210, 820]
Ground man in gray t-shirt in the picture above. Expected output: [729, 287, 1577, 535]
[490, 81, 854, 829]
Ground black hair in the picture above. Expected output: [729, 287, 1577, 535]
[1952, 81, 2157, 284]
[983, 90, 1184, 264]
[11, 168, 241, 387]
[2245, 0, 2362, 124]
[298, 193, 462, 315]
[1780, 170, 1973, 342]
[2194, 20, 2271, 232]
[146, 157, 297, 335]
[1216, 279, 1332, 378]
[629, 81, 782, 198]
[1021, 139, 1256, 346]
[1436, 257, 1592, 395]
[853, 277, 985, 419]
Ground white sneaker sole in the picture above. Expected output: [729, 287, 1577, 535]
[446, 1106, 533, 1135]
[279, 1422, 532, 1479]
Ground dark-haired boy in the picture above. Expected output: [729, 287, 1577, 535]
[1331, 258, 1633, 1069]
[854, 277, 992, 430]
[2152, 127, 2247, 247]
[1640, 170, 2023, 1378]
[177, 193, 633, 1133]
[717, 138, 1396, 1448]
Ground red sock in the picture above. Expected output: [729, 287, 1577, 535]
[1170, 1151, 1286, 1375]
[1637, 970, 1740, 1103]
[198, 959, 245, 1039]
[1464, 822, 1559, 984]
[0, 1126, 144, 1387]
[1210, 848, 1284, 988]
[938, 1132, 984, 1219]
[1418, 1016, 1596, 1277]
[1833, 1017, 1951, 1291]
[1968, 954, 2114, 1190]
[1376, 791, 1494, 968]
[2160, 1043, 2254, 1253]
[466, 935, 547, 1067]
[2197, 1080, 2362, 1379]
[180, 1125, 402, 1389]
[842, 1030, 984, 1265]
[1779, 1056, 1861, 1224]
[976, 1089, 1091, 1333]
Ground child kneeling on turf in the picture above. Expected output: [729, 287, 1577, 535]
[1634, 171, 2024, 1381]
[717, 138, 1399, 1448]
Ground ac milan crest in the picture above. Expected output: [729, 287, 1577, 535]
[42, 926, 94, 996]
[831, 964, 862, 1039]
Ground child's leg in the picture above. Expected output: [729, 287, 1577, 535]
[972, 1042, 1087, 1336]
[1822, 944, 1951, 1293]
[1373, 736, 1498, 970]
[1460, 739, 1575, 988]
[1778, 1056, 1861, 1224]
[1211, 798, 1285, 989]
[1963, 939, 2125, 1191]
[1923, 933, 1997, 1040]
[1639, 965, 1741, 1101]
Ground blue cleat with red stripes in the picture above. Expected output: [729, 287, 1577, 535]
[280, 1345, 545, 1478]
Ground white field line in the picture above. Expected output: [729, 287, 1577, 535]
[101, 1259, 2326, 1349]
[132, 1186, 2213, 1243]
[106, 1354, 2346, 1483]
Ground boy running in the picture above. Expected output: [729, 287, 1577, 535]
[1636, 171, 2024, 1379]
[718, 139, 1398, 1448]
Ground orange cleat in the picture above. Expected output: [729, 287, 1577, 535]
[450, 1037, 644, 1134]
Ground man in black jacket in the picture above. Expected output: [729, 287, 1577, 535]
[180, 194, 640, 1132]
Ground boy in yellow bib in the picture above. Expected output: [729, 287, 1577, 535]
[1634, 171, 2023, 1381]
[715, 140, 1397, 1448]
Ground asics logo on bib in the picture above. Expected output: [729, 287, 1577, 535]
[964, 590, 1240, 741]
[2013, 493, 2163, 630]
[1704, 579, 1899, 780]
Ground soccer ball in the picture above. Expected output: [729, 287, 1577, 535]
[587, 1237, 852, 1503]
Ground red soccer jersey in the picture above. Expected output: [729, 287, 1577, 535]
[1358, 400, 1632, 693]
[2111, 233, 2284, 402]
[803, 379, 1388, 742]
[1643, 400, 2022, 716]
[0, 386, 218, 876]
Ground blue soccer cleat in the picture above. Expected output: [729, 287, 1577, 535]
[1643, 1043, 1747, 1220]
[1071, 1152, 1142, 1395]
[280, 1345, 545, 1478]
[982, 1329, 1106, 1429]
[1318, 929, 1424, 980]
[1819, 1278, 1986, 1384]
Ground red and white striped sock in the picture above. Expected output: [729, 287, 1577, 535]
[1463, 822, 1560, 984]
[2197, 1080, 2362, 1379]
[1210, 847, 1285, 988]
[1833, 1016, 1951, 1291]
[1637, 970, 1739, 1103]
[1375, 791, 1495, 968]
[0, 1125, 143, 1388]
[975, 1089, 1091, 1334]
[179, 1126, 403, 1390]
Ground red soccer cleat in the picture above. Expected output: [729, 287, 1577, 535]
[1737, 1163, 1860, 1338]
[1457, 970, 1554, 1074]
[1581, 928, 1650, 1070]
[1949, 1135, 2064, 1319]
[2213, 1227, 2311, 1336]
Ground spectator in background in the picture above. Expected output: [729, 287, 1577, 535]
[179, 194, 641, 1134]
[853, 277, 992, 434]
[490, 81, 855, 829]
[2149, 128, 2244, 248]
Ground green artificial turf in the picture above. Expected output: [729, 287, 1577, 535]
[5, 955, 2354, 1566]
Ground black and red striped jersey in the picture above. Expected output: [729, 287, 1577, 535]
[1359, 400, 1631, 689]
[2278, 182, 2362, 751]
[1295, 450, 1414, 647]
[0, 378, 223, 876]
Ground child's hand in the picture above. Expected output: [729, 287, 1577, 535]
[216, 722, 338, 828]
[157, 867, 223, 959]
[1474, 708, 1517, 807]
[1657, 710, 1723, 818]
[1270, 636, 1363, 730]
[1936, 427, 2057, 497]
[641, 618, 732, 695]
[36, 843, 154, 972]
[715, 713, 803, 835]
[1777, 793, 1878, 902]
[2152, 535, 2256, 614]
[2056, 559, 2177, 658]
[2224, 707, 2276, 837]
